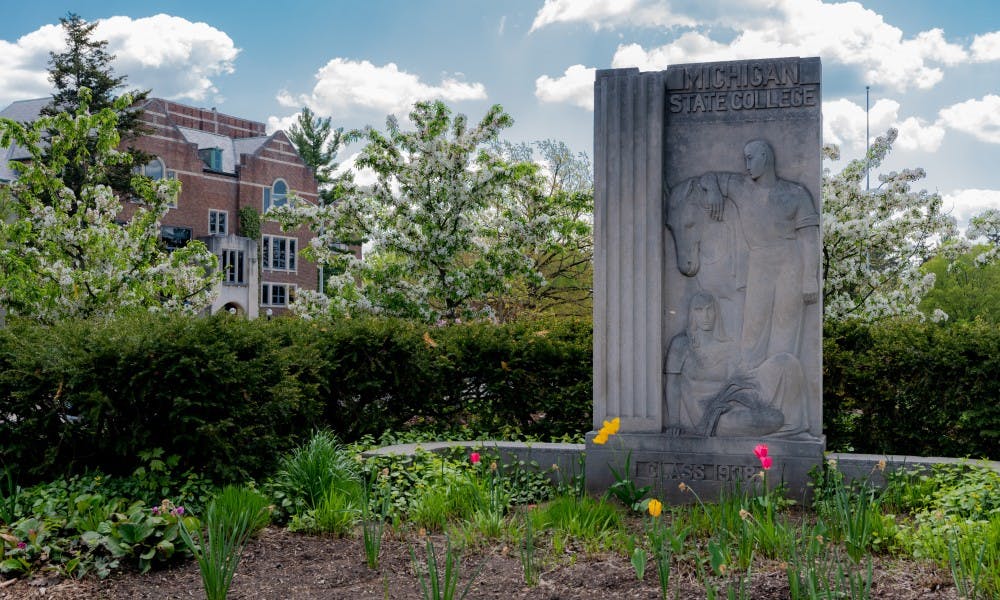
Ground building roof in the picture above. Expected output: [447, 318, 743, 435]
[1, 97, 290, 179]
[0, 98, 48, 179]
[175, 126, 271, 175]
[0, 98, 48, 123]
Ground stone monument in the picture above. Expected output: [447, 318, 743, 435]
[586, 57, 824, 502]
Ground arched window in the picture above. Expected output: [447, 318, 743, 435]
[134, 157, 165, 180]
[263, 179, 288, 212]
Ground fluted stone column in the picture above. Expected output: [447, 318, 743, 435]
[592, 68, 667, 433]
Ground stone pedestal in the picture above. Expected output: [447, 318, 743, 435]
[586, 433, 824, 503]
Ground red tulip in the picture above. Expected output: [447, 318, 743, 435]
[760, 456, 773, 470]
[470, 452, 481, 464]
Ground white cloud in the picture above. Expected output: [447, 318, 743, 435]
[0, 15, 238, 107]
[534, 64, 595, 110]
[266, 112, 300, 135]
[97, 15, 239, 102]
[280, 58, 487, 117]
[822, 97, 944, 154]
[532, 0, 688, 32]
[942, 189, 1000, 229]
[0, 24, 66, 105]
[971, 31, 1000, 62]
[939, 95, 1000, 144]
[894, 117, 946, 152]
[608, 0, 968, 92]
[336, 151, 378, 188]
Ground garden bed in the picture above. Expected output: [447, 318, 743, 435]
[0, 522, 960, 599]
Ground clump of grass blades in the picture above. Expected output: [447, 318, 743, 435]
[785, 524, 873, 600]
[531, 495, 622, 549]
[275, 430, 362, 513]
[179, 486, 270, 600]
[944, 516, 1000, 600]
[410, 535, 482, 600]
[410, 478, 482, 532]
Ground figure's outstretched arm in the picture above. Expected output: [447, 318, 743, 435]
[699, 173, 725, 221]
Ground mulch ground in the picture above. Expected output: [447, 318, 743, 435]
[0, 525, 961, 599]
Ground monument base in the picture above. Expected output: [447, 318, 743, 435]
[585, 432, 825, 504]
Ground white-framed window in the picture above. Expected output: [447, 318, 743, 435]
[209, 209, 228, 235]
[261, 234, 297, 272]
[221, 249, 245, 285]
[263, 179, 288, 212]
[261, 282, 295, 306]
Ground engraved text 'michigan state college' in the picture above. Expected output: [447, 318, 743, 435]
[668, 60, 818, 115]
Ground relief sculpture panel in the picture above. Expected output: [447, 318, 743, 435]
[664, 138, 819, 440]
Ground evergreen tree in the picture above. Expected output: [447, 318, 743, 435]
[40, 12, 150, 199]
[287, 106, 344, 189]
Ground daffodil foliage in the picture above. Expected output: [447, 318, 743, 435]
[822, 128, 961, 321]
[274, 101, 549, 322]
[0, 93, 218, 322]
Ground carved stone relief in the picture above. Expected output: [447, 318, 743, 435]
[665, 139, 819, 439]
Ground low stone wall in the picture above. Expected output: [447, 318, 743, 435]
[365, 442, 1000, 495]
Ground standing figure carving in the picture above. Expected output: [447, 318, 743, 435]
[664, 139, 819, 438]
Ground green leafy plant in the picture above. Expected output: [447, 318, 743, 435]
[606, 450, 651, 511]
[179, 486, 270, 600]
[79, 499, 196, 575]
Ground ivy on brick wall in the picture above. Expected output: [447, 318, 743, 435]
[238, 206, 261, 241]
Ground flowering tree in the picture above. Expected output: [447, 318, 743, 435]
[0, 92, 218, 322]
[489, 139, 593, 320]
[965, 208, 1000, 267]
[821, 128, 961, 321]
[274, 100, 543, 322]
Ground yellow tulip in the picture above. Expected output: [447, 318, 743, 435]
[648, 499, 663, 517]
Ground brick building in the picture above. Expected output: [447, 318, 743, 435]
[0, 97, 321, 318]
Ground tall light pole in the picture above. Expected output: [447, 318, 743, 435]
[866, 85, 870, 192]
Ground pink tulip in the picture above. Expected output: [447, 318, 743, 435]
[760, 456, 773, 470]
[470, 452, 481, 464]
[753, 444, 768, 459]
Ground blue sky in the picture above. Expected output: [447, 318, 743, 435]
[2, 1, 999, 227]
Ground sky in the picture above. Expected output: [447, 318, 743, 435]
[1, 0, 999, 228]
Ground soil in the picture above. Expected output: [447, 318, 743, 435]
[0, 524, 961, 600]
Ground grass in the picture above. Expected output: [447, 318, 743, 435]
[274, 430, 362, 513]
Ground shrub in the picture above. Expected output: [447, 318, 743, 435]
[824, 319, 1000, 457]
[0, 314, 592, 485]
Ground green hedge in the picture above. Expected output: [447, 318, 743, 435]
[0, 314, 591, 484]
[824, 319, 1000, 458]
[3, 314, 996, 485]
